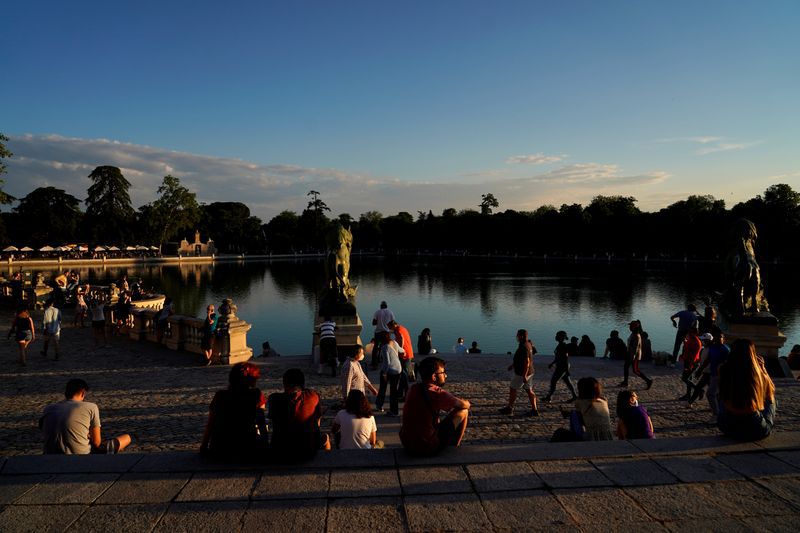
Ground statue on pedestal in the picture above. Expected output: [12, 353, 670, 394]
[722, 218, 769, 318]
[319, 223, 357, 316]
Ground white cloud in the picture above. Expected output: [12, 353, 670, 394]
[506, 153, 565, 165]
[695, 141, 763, 155]
[652, 135, 763, 156]
[2, 134, 671, 219]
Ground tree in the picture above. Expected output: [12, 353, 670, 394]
[84, 166, 135, 244]
[13, 187, 83, 245]
[306, 190, 330, 214]
[199, 202, 262, 253]
[0, 133, 14, 205]
[146, 175, 200, 246]
[264, 210, 299, 252]
[480, 193, 499, 215]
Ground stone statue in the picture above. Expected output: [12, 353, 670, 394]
[320, 223, 357, 315]
[722, 218, 769, 317]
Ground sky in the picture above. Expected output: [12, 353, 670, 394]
[1, 0, 799, 221]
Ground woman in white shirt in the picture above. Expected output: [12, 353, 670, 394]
[332, 390, 378, 449]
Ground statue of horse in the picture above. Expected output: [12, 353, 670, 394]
[723, 218, 769, 316]
[324, 223, 354, 302]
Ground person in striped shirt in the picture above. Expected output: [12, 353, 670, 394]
[318, 316, 338, 376]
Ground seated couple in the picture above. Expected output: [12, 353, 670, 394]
[200, 363, 329, 462]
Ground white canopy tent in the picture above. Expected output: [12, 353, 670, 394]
[94, 246, 106, 252]
[107, 246, 120, 251]
[20, 246, 34, 252]
[2, 246, 18, 252]
[39, 246, 55, 252]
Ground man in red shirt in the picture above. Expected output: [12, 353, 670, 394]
[400, 356, 470, 456]
[678, 327, 702, 401]
[389, 320, 415, 400]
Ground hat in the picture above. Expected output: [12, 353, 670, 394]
[699, 333, 714, 341]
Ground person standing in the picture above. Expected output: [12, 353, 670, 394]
[156, 297, 174, 344]
[371, 301, 395, 368]
[619, 320, 654, 389]
[340, 345, 378, 402]
[202, 304, 217, 366]
[41, 299, 62, 360]
[543, 331, 578, 403]
[40, 378, 131, 454]
[318, 316, 338, 376]
[400, 356, 471, 456]
[690, 328, 730, 419]
[376, 333, 403, 416]
[88, 297, 108, 349]
[670, 304, 699, 367]
[7, 306, 35, 366]
[678, 327, 702, 401]
[499, 329, 539, 416]
[389, 320, 414, 400]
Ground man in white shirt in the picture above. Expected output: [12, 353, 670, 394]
[41, 299, 62, 360]
[371, 301, 395, 368]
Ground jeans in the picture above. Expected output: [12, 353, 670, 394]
[398, 358, 414, 399]
[718, 400, 776, 441]
[547, 365, 576, 398]
[376, 372, 400, 415]
[707, 376, 719, 415]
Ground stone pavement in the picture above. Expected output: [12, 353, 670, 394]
[1, 433, 799, 532]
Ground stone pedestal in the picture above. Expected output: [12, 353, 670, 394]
[311, 314, 363, 363]
[720, 311, 790, 377]
[216, 298, 253, 365]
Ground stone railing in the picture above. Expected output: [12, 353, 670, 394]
[104, 298, 253, 365]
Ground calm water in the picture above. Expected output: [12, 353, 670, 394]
[39, 258, 800, 356]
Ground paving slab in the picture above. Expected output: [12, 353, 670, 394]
[130, 452, 209, 472]
[0, 474, 50, 505]
[310, 448, 396, 469]
[623, 484, 730, 520]
[753, 431, 800, 451]
[327, 496, 405, 533]
[2, 454, 143, 474]
[478, 489, 576, 531]
[530, 459, 613, 488]
[553, 487, 652, 526]
[67, 503, 168, 532]
[154, 501, 249, 532]
[715, 452, 800, 478]
[404, 493, 492, 532]
[329, 468, 401, 497]
[14, 473, 118, 505]
[96, 472, 191, 504]
[630, 436, 760, 455]
[252, 470, 329, 500]
[175, 471, 259, 502]
[653, 455, 743, 482]
[770, 450, 800, 470]
[591, 457, 678, 486]
[663, 518, 752, 532]
[739, 514, 800, 533]
[0, 504, 86, 532]
[243, 499, 326, 532]
[693, 479, 783, 517]
[751, 476, 800, 512]
[467, 461, 545, 492]
[399, 466, 472, 495]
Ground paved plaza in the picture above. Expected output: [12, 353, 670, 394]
[2, 309, 800, 531]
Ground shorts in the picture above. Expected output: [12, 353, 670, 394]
[91, 438, 121, 454]
[92, 320, 106, 331]
[16, 330, 33, 342]
[510, 374, 534, 390]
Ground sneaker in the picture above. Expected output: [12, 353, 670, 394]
[374, 408, 385, 414]
[527, 409, 539, 417]
[646, 379, 654, 390]
[542, 396, 552, 403]
[499, 406, 513, 415]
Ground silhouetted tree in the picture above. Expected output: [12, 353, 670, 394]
[11, 187, 82, 246]
[84, 166, 135, 244]
[480, 193, 499, 215]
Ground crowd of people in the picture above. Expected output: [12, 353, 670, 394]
[24, 298, 786, 460]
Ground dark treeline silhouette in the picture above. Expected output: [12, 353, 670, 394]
[264, 185, 800, 263]
[1, 152, 798, 261]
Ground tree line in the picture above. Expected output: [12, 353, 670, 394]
[1, 134, 798, 259]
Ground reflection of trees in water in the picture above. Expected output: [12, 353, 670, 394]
[264, 259, 320, 309]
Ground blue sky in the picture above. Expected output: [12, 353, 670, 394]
[2, 0, 798, 219]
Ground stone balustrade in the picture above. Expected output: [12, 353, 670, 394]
[104, 298, 253, 365]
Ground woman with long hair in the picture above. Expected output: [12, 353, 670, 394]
[417, 328, 433, 356]
[717, 338, 776, 440]
[331, 389, 379, 449]
[200, 362, 268, 458]
[573, 377, 613, 441]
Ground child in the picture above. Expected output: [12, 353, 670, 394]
[543, 331, 577, 403]
[616, 390, 654, 439]
[499, 329, 539, 416]
[678, 327, 702, 401]
[574, 377, 613, 441]
[687, 333, 714, 406]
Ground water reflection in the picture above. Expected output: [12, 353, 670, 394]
[29, 258, 800, 356]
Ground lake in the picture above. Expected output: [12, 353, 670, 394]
[34, 257, 800, 357]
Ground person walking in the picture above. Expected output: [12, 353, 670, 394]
[670, 304, 699, 367]
[318, 316, 338, 376]
[376, 333, 403, 416]
[543, 331, 578, 403]
[8, 306, 35, 366]
[678, 326, 702, 401]
[619, 320, 654, 389]
[41, 299, 62, 360]
[499, 329, 539, 416]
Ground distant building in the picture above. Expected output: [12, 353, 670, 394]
[177, 230, 217, 257]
